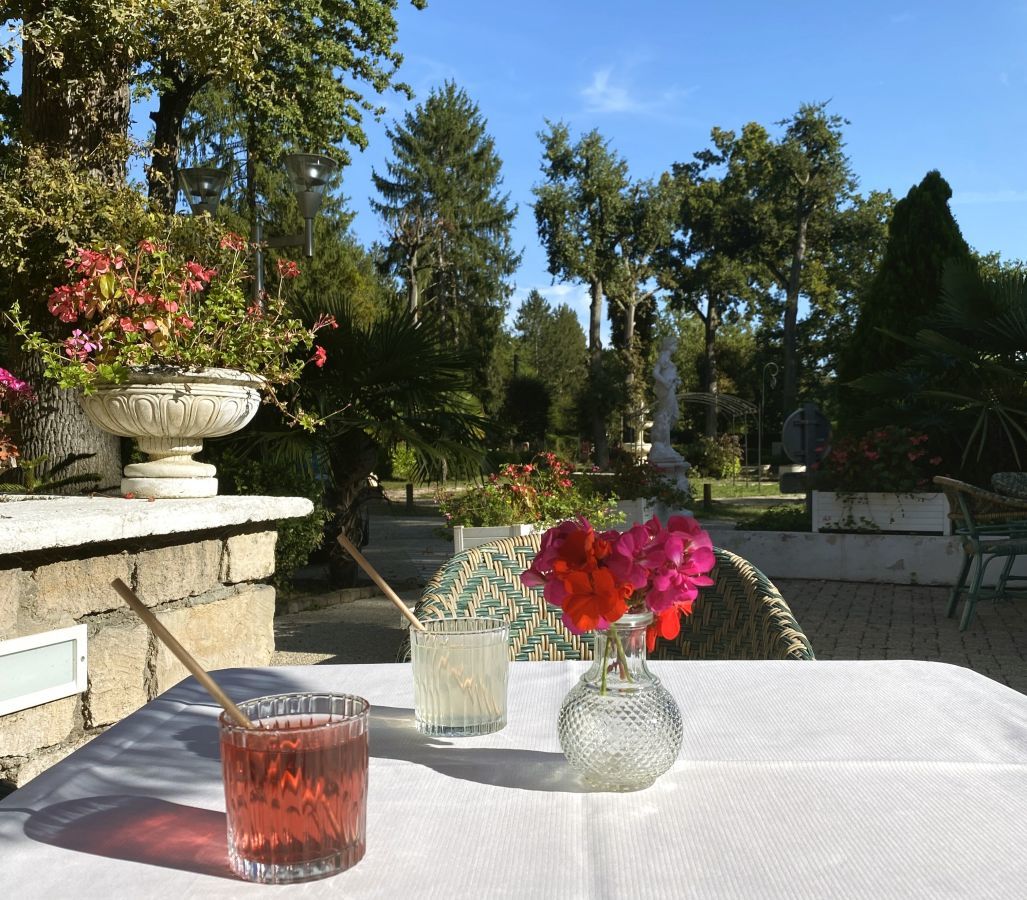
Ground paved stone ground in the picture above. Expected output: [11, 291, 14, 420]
[274, 499, 1027, 695]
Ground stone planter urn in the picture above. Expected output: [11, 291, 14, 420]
[78, 367, 262, 499]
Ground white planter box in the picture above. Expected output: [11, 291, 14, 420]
[811, 491, 951, 535]
[452, 523, 537, 553]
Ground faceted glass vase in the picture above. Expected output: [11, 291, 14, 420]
[557, 611, 683, 791]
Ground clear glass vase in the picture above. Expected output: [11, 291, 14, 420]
[557, 611, 683, 791]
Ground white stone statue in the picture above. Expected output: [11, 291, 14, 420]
[651, 335, 680, 448]
[647, 335, 691, 516]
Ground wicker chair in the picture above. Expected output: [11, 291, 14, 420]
[413, 534, 815, 661]
[933, 476, 1027, 629]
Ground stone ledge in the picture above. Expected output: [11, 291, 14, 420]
[0, 495, 313, 555]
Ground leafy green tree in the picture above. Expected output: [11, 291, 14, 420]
[694, 105, 849, 413]
[143, 0, 425, 210]
[545, 304, 589, 433]
[533, 123, 629, 465]
[3, 1, 145, 485]
[657, 161, 761, 438]
[837, 170, 976, 429]
[607, 175, 676, 443]
[3, 0, 423, 486]
[372, 81, 520, 410]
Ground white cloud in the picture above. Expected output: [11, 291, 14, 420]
[579, 66, 691, 118]
[582, 68, 638, 114]
[952, 189, 1027, 205]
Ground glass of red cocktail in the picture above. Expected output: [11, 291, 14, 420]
[218, 692, 369, 884]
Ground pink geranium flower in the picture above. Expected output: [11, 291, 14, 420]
[522, 515, 715, 645]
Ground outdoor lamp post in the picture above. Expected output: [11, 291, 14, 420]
[177, 152, 338, 303]
[758, 362, 779, 486]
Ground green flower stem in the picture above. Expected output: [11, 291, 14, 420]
[610, 625, 634, 684]
[600, 629, 610, 695]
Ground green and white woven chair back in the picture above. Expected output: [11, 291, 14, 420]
[416, 535, 815, 661]
[417, 534, 590, 660]
[650, 548, 815, 661]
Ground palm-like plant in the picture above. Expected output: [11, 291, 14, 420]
[219, 299, 489, 584]
[849, 261, 1027, 481]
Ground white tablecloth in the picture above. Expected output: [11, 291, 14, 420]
[1, 661, 1024, 898]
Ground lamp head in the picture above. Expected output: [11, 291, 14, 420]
[284, 153, 338, 219]
[177, 167, 230, 216]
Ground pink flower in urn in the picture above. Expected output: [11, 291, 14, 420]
[63, 329, 101, 361]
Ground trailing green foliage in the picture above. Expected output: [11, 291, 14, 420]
[7, 221, 332, 430]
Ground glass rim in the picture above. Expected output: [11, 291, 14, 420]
[412, 615, 509, 636]
[218, 691, 370, 735]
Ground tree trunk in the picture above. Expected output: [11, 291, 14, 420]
[782, 213, 808, 414]
[12, 351, 122, 494]
[148, 80, 196, 213]
[704, 296, 720, 439]
[326, 436, 380, 587]
[407, 251, 420, 321]
[588, 278, 609, 467]
[619, 297, 638, 446]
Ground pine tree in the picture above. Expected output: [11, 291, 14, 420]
[512, 291, 587, 434]
[372, 81, 520, 409]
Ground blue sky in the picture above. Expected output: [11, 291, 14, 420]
[338, 0, 1027, 333]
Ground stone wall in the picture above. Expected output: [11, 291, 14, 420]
[0, 495, 311, 792]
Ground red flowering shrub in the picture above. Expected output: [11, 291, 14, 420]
[437, 452, 618, 528]
[816, 425, 944, 492]
[7, 220, 336, 429]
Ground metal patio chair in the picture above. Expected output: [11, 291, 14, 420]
[934, 476, 1027, 629]
[413, 534, 815, 661]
